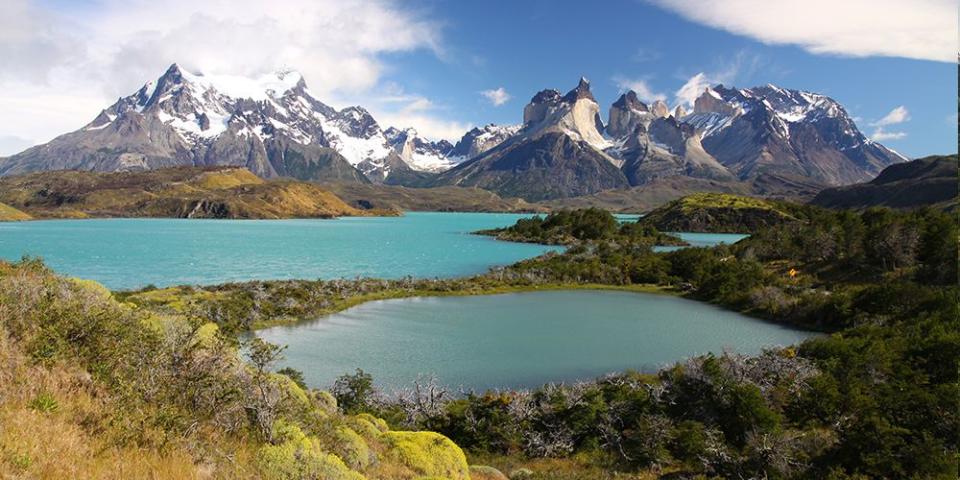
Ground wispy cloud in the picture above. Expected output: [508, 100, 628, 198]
[647, 0, 955, 62]
[358, 82, 469, 141]
[480, 87, 511, 106]
[871, 106, 910, 126]
[612, 76, 666, 103]
[673, 50, 761, 107]
[870, 129, 907, 141]
[868, 105, 910, 141]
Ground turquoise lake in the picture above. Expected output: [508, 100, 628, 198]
[1, 211, 787, 390]
[0, 213, 558, 290]
[258, 290, 815, 391]
[0, 212, 745, 290]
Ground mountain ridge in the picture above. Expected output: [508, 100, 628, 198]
[0, 66, 908, 202]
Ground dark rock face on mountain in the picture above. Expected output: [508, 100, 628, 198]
[432, 132, 629, 202]
[685, 85, 905, 186]
[608, 106, 733, 186]
[432, 79, 629, 201]
[606, 91, 652, 139]
[811, 155, 958, 210]
[433, 77, 904, 201]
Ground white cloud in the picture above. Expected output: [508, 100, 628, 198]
[480, 87, 511, 106]
[647, 0, 956, 63]
[868, 106, 910, 141]
[354, 84, 471, 141]
[0, 0, 457, 151]
[672, 51, 759, 107]
[871, 106, 910, 126]
[870, 129, 907, 141]
[674, 73, 713, 108]
[612, 76, 666, 103]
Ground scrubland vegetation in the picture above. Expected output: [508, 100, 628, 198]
[1, 202, 956, 478]
[0, 260, 483, 479]
[350, 205, 959, 478]
[476, 207, 686, 246]
[640, 192, 800, 233]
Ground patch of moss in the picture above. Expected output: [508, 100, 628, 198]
[271, 373, 311, 409]
[356, 413, 389, 433]
[258, 421, 366, 480]
[328, 425, 373, 470]
[382, 431, 470, 480]
[68, 278, 112, 300]
[314, 390, 338, 415]
[190, 322, 219, 348]
[677, 193, 782, 212]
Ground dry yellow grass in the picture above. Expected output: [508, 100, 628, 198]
[0, 202, 30, 221]
[189, 169, 265, 190]
[0, 167, 385, 219]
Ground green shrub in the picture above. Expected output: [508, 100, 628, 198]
[28, 392, 59, 414]
[382, 431, 470, 480]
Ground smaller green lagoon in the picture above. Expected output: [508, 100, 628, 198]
[258, 289, 814, 391]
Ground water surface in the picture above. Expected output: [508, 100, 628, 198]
[0, 212, 747, 289]
[0, 213, 559, 290]
[258, 290, 814, 391]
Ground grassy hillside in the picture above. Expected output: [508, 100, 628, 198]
[0, 259, 501, 479]
[0, 202, 30, 221]
[539, 177, 755, 213]
[641, 193, 798, 233]
[0, 167, 391, 219]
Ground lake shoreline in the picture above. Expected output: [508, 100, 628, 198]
[247, 282, 678, 330]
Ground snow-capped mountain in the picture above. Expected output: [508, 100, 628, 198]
[684, 84, 905, 185]
[447, 124, 521, 161]
[603, 90, 733, 185]
[431, 78, 905, 201]
[431, 78, 631, 201]
[383, 127, 456, 172]
[0, 66, 906, 200]
[521, 77, 612, 152]
[0, 64, 475, 182]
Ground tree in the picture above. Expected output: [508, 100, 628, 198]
[245, 338, 286, 441]
[332, 368, 375, 414]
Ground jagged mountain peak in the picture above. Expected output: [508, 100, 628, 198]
[650, 100, 670, 118]
[520, 78, 609, 151]
[683, 82, 905, 185]
[448, 123, 521, 160]
[612, 90, 649, 112]
[562, 76, 596, 103]
[1, 64, 480, 182]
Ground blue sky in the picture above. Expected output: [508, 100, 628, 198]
[1, 0, 956, 157]
[367, 0, 956, 157]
